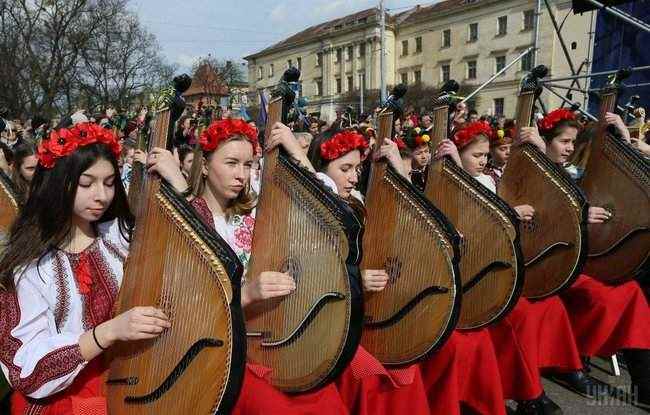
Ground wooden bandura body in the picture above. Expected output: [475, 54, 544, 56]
[580, 72, 650, 283]
[0, 171, 18, 248]
[245, 94, 363, 392]
[424, 88, 524, 329]
[498, 67, 588, 298]
[107, 86, 246, 414]
[360, 110, 461, 366]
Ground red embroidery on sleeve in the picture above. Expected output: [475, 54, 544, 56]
[0, 290, 84, 395]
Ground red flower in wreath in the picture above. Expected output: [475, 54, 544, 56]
[199, 119, 258, 153]
[37, 122, 121, 169]
[320, 131, 368, 161]
[537, 108, 576, 135]
[395, 138, 407, 150]
[452, 121, 493, 150]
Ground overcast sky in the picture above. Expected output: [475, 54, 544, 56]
[129, 0, 439, 74]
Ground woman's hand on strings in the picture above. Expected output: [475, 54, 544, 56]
[362, 269, 390, 292]
[631, 136, 650, 156]
[605, 112, 631, 143]
[518, 127, 546, 153]
[242, 271, 296, 307]
[103, 306, 171, 342]
[514, 204, 535, 222]
[133, 149, 147, 165]
[146, 147, 189, 195]
[588, 206, 612, 224]
[374, 138, 408, 177]
[435, 139, 462, 168]
[266, 122, 315, 172]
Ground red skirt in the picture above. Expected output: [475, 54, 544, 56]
[336, 346, 430, 415]
[489, 297, 583, 400]
[231, 363, 348, 415]
[11, 360, 107, 415]
[560, 274, 650, 357]
[421, 329, 506, 415]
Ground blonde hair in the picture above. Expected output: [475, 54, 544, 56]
[189, 135, 257, 219]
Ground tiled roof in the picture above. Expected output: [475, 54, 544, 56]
[244, 0, 480, 60]
[245, 7, 391, 59]
[399, 0, 482, 26]
[183, 63, 229, 97]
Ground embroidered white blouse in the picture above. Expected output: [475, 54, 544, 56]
[0, 220, 128, 398]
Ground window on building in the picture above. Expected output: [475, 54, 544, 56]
[442, 29, 451, 48]
[287, 59, 292, 68]
[317, 52, 323, 67]
[494, 98, 505, 116]
[347, 75, 353, 91]
[401, 72, 408, 84]
[521, 51, 533, 71]
[347, 45, 353, 61]
[257, 66, 263, 80]
[523, 10, 535, 31]
[336, 48, 342, 63]
[336, 78, 342, 93]
[467, 60, 477, 79]
[441, 64, 450, 83]
[359, 44, 366, 57]
[497, 16, 507, 36]
[495, 55, 506, 75]
[414, 70, 422, 84]
[469, 23, 478, 42]
[269, 64, 274, 78]
[402, 40, 409, 56]
[415, 37, 422, 53]
[297, 57, 302, 70]
[315, 79, 323, 96]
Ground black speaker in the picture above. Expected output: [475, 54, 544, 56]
[572, 0, 632, 13]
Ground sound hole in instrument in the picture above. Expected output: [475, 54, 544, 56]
[384, 256, 402, 285]
[280, 257, 302, 285]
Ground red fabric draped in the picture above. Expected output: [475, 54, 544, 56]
[561, 274, 650, 357]
[231, 363, 348, 415]
[489, 297, 583, 400]
[336, 346, 430, 415]
[421, 329, 506, 415]
[11, 360, 107, 415]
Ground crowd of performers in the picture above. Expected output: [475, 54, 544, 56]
[0, 78, 648, 415]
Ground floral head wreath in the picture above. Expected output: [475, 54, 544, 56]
[452, 121, 493, 150]
[320, 131, 369, 161]
[199, 118, 259, 153]
[402, 126, 432, 150]
[537, 108, 576, 135]
[37, 122, 121, 169]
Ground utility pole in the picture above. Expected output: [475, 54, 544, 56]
[379, 0, 387, 103]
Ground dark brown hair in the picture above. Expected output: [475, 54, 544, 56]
[0, 143, 134, 289]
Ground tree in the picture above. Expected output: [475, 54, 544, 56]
[190, 56, 246, 94]
[0, 0, 175, 118]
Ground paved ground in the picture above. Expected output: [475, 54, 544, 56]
[506, 356, 649, 414]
